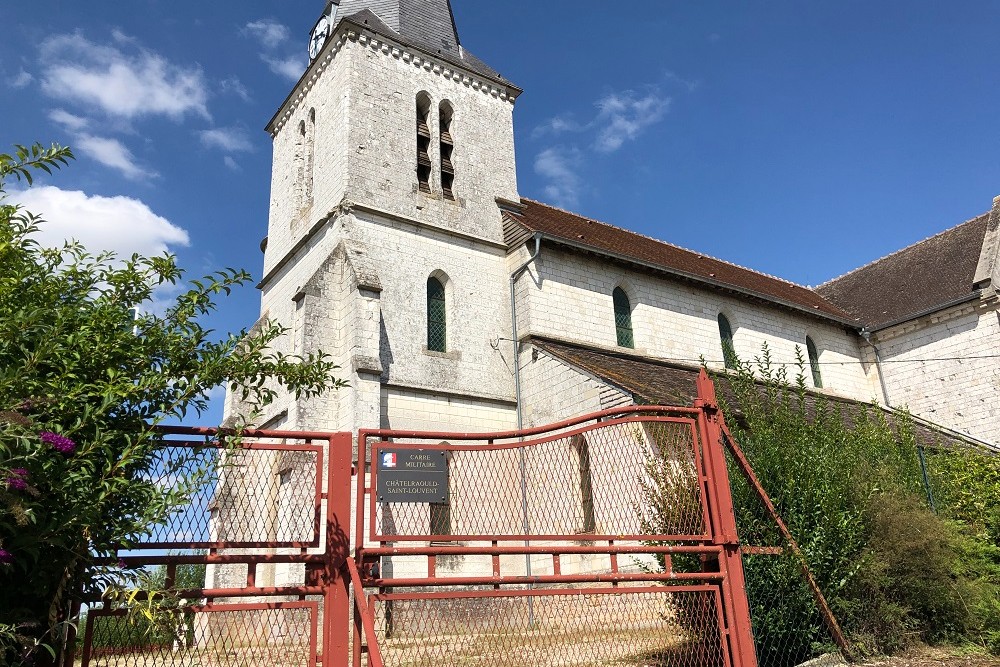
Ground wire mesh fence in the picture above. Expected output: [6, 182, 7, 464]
[79, 601, 319, 667]
[369, 586, 727, 667]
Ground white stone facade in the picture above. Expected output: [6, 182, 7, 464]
[873, 300, 1000, 444]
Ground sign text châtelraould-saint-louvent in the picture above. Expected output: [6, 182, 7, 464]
[376, 450, 449, 504]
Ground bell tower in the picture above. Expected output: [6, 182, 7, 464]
[241, 1, 524, 437]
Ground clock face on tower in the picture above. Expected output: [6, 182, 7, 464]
[309, 15, 331, 60]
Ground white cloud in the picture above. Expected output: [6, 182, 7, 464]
[263, 55, 305, 82]
[48, 109, 89, 132]
[534, 147, 582, 209]
[242, 20, 291, 49]
[532, 87, 670, 153]
[220, 77, 251, 102]
[223, 156, 241, 171]
[198, 127, 254, 153]
[9, 69, 33, 89]
[593, 91, 670, 153]
[242, 19, 304, 82]
[9, 186, 189, 257]
[39, 32, 209, 121]
[75, 135, 157, 181]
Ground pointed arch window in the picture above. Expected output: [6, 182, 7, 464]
[613, 287, 634, 349]
[416, 93, 432, 193]
[718, 314, 737, 369]
[806, 336, 823, 388]
[427, 277, 447, 352]
[439, 101, 455, 199]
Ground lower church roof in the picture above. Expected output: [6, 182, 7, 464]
[533, 337, 995, 452]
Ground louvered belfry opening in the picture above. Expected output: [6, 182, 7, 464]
[416, 93, 432, 193]
[439, 102, 455, 199]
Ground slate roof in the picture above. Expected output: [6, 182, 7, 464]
[502, 199, 855, 323]
[334, 1, 514, 86]
[816, 213, 991, 330]
[532, 337, 989, 451]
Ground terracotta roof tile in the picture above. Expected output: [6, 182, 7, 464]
[504, 199, 854, 322]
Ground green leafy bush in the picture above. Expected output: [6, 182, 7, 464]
[0, 144, 344, 665]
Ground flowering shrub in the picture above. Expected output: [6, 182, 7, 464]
[0, 144, 344, 665]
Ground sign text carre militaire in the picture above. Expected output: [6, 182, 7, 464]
[376, 449, 449, 504]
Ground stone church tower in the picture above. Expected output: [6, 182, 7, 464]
[242, 0, 524, 439]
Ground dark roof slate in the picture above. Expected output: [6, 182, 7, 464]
[504, 199, 854, 322]
[532, 337, 986, 451]
[815, 214, 990, 329]
[335, 1, 513, 86]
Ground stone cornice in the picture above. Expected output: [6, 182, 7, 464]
[267, 20, 520, 137]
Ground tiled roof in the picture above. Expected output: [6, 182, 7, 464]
[816, 213, 990, 330]
[503, 199, 854, 322]
[533, 337, 985, 450]
[335, 2, 514, 86]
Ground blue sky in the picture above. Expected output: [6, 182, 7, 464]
[4, 1, 1000, 424]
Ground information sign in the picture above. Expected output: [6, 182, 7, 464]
[376, 449, 449, 504]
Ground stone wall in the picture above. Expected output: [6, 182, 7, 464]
[874, 301, 1000, 444]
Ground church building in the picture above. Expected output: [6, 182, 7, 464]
[226, 0, 1000, 452]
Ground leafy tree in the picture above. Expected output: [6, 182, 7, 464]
[0, 144, 344, 665]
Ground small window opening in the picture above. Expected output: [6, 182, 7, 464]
[427, 277, 447, 352]
[613, 287, 634, 349]
[806, 337, 823, 388]
[718, 314, 737, 369]
[572, 435, 596, 534]
[416, 94, 432, 193]
[439, 102, 455, 199]
[429, 449, 451, 536]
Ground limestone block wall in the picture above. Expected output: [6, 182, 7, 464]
[342, 31, 519, 244]
[873, 302, 1000, 445]
[353, 211, 515, 403]
[264, 44, 353, 276]
[514, 246, 879, 402]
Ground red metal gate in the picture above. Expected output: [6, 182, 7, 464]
[350, 370, 756, 667]
[75, 371, 772, 667]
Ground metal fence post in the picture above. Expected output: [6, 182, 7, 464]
[695, 370, 759, 667]
[325, 433, 353, 667]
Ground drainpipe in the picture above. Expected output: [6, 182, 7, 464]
[861, 328, 936, 512]
[510, 233, 543, 430]
[860, 329, 891, 407]
[509, 232, 542, 623]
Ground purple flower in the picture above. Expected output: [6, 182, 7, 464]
[5, 469, 28, 491]
[40, 431, 76, 454]
[117, 559, 127, 569]
[0, 549, 13, 565]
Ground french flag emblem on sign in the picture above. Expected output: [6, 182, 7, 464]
[382, 452, 397, 468]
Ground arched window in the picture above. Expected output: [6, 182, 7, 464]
[613, 287, 634, 349]
[416, 93, 432, 193]
[439, 101, 455, 199]
[718, 314, 737, 369]
[571, 435, 596, 534]
[427, 276, 447, 352]
[806, 336, 823, 388]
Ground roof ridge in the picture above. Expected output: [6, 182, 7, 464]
[817, 211, 990, 289]
[520, 197, 821, 295]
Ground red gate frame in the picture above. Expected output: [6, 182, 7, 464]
[71, 371, 766, 667]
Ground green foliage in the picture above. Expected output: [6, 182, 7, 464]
[0, 143, 345, 664]
[713, 344, 1000, 658]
